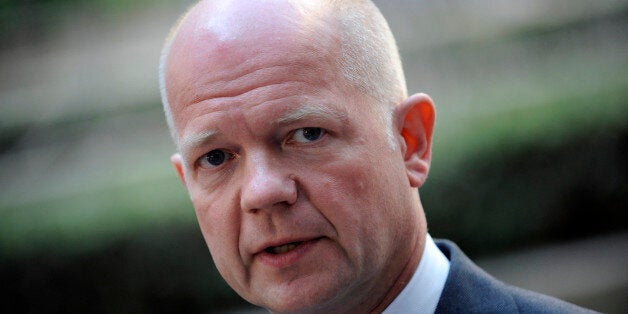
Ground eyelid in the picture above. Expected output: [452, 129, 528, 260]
[285, 127, 327, 145]
[196, 149, 236, 169]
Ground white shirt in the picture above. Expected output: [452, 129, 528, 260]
[383, 234, 450, 314]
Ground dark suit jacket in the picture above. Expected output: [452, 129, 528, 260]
[434, 240, 596, 313]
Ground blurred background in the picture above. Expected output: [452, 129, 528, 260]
[1, 0, 626, 313]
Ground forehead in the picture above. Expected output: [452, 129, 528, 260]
[165, 1, 346, 134]
[166, 0, 338, 93]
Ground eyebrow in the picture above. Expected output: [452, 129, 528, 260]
[276, 104, 347, 125]
[179, 130, 219, 157]
[178, 104, 347, 157]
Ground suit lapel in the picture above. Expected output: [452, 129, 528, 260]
[434, 240, 518, 313]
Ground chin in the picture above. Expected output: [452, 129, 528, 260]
[252, 276, 355, 314]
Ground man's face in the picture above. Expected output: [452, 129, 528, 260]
[166, 14, 423, 313]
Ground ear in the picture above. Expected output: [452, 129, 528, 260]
[394, 93, 435, 188]
[171, 153, 187, 186]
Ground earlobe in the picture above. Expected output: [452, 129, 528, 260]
[171, 153, 187, 186]
[395, 93, 435, 188]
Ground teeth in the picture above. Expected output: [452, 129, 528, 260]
[271, 243, 298, 254]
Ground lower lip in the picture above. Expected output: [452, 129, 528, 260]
[256, 238, 323, 268]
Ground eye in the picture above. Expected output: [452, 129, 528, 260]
[291, 127, 326, 143]
[198, 149, 233, 168]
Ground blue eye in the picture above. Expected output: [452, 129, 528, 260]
[199, 149, 231, 168]
[292, 127, 325, 143]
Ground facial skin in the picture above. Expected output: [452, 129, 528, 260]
[164, 1, 435, 313]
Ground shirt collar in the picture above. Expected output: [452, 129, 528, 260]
[383, 234, 450, 314]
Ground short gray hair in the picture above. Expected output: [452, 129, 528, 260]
[159, 0, 406, 148]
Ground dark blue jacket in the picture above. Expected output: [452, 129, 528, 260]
[434, 240, 596, 313]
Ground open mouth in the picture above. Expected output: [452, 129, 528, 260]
[264, 241, 303, 254]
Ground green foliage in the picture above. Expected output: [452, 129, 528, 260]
[1, 225, 249, 313]
[0, 172, 194, 257]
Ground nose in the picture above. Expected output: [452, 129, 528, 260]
[240, 151, 297, 213]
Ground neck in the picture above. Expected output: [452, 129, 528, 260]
[369, 230, 426, 313]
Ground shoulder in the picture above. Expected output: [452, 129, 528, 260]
[506, 284, 595, 313]
[434, 239, 596, 314]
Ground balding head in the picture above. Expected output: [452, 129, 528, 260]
[159, 0, 406, 145]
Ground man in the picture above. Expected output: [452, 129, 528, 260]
[159, 0, 593, 312]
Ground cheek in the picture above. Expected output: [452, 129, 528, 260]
[190, 187, 242, 264]
[304, 158, 391, 245]
[305, 143, 410, 243]
[190, 190, 256, 295]
[312, 151, 402, 209]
